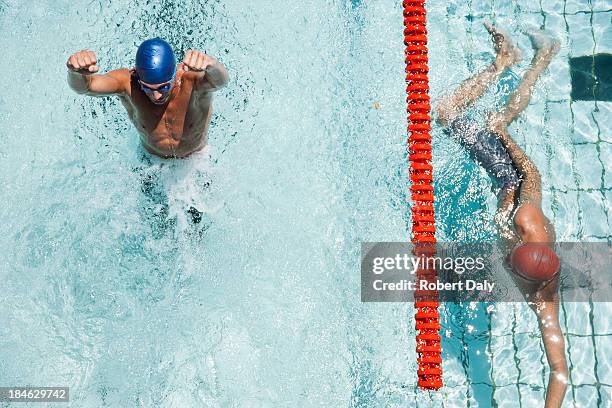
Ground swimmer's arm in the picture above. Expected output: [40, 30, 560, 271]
[193, 61, 229, 92]
[490, 123, 542, 204]
[531, 290, 568, 408]
[68, 69, 128, 97]
[495, 188, 518, 241]
[182, 50, 229, 92]
[202, 60, 229, 90]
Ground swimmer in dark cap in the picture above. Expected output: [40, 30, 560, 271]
[436, 23, 567, 407]
[66, 38, 229, 158]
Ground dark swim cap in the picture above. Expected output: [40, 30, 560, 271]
[510, 243, 560, 282]
[135, 38, 176, 84]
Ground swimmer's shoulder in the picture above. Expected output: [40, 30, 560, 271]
[514, 203, 542, 227]
[96, 68, 133, 96]
[513, 203, 555, 241]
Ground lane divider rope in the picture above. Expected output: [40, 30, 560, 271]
[403, 0, 443, 390]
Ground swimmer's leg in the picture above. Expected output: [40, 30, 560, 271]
[490, 31, 560, 129]
[186, 180, 213, 238]
[187, 206, 202, 224]
[187, 179, 212, 225]
[139, 170, 173, 238]
[436, 22, 521, 127]
[187, 205, 212, 239]
[487, 32, 559, 204]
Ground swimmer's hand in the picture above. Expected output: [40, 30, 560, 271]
[67, 50, 99, 75]
[182, 50, 229, 91]
[182, 50, 216, 72]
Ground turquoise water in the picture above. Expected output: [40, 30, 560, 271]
[430, 1, 611, 407]
[0, 0, 610, 407]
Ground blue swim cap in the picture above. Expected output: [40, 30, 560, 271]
[135, 38, 176, 84]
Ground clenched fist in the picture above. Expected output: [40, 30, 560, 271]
[182, 50, 216, 72]
[67, 50, 99, 74]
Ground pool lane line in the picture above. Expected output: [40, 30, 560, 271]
[403, 0, 443, 391]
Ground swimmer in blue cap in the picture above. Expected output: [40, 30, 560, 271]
[436, 24, 566, 408]
[66, 38, 229, 158]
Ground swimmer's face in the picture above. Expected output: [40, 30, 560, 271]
[139, 79, 175, 104]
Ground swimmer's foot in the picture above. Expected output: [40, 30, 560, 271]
[527, 30, 560, 62]
[484, 21, 522, 70]
[187, 206, 202, 224]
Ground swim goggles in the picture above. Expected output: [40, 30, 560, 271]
[138, 66, 176, 93]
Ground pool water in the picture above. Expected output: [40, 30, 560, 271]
[0, 0, 610, 407]
[430, 1, 611, 407]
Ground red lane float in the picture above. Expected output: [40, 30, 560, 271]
[402, 0, 442, 390]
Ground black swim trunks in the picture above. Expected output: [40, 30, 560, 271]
[447, 116, 521, 189]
